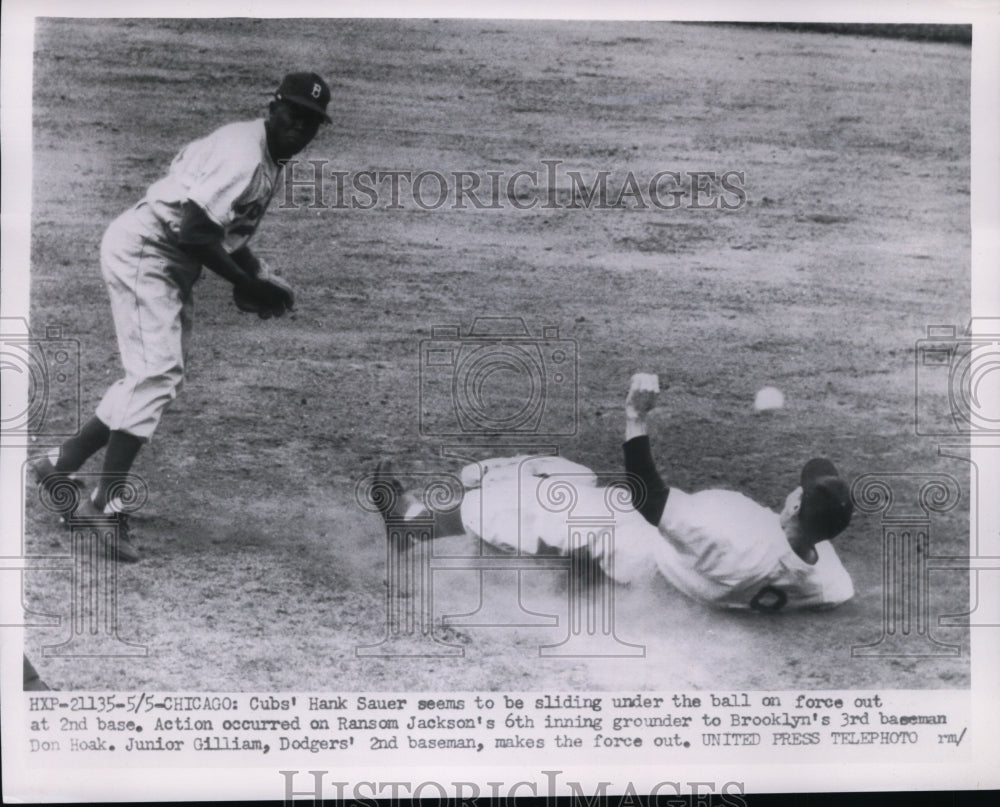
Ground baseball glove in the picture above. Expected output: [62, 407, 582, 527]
[233, 260, 295, 319]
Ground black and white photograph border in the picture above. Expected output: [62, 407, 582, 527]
[1, 0, 998, 801]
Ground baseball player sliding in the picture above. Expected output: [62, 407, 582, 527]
[32, 72, 332, 562]
[376, 373, 855, 611]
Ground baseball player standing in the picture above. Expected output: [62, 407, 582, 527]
[376, 373, 855, 611]
[32, 72, 332, 562]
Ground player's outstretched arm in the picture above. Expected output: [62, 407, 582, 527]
[623, 373, 670, 527]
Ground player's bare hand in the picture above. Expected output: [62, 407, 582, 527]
[625, 372, 660, 419]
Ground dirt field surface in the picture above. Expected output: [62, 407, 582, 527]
[23, 19, 970, 691]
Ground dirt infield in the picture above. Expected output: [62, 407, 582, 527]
[23, 19, 970, 691]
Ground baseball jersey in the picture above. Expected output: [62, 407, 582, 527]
[145, 119, 281, 258]
[459, 456, 854, 610]
[652, 488, 854, 610]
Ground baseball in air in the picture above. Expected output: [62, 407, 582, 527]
[753, 386, 785, 412]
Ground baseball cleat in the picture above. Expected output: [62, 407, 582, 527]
[373, 460, 428, 523]
[70, 497, 141, 564]
[23, 656, 51, 692]
[29, 455, 86, 522]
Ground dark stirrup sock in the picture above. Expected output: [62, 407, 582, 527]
[94, 430, 144, 510]
[623, 435, 670, 526]
[23, 656, 50, 691]
[54, 416, 111, 473]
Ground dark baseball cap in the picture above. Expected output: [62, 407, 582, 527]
[798, 458, 853, 539]
[275, 72, 332, 123]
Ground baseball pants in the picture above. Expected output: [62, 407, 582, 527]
[94, 203, 201, 441]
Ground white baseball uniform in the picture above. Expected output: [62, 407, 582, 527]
[95, 120, 281, 440]
[459, 455, 854, 611]
[651, 487, 854, 610]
